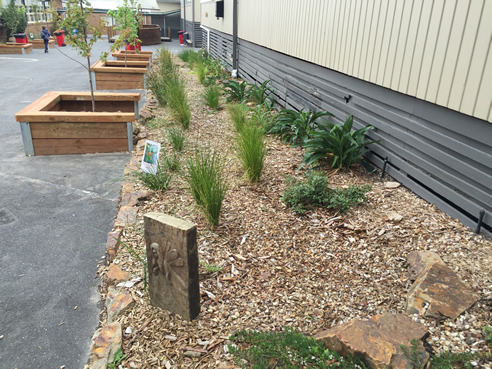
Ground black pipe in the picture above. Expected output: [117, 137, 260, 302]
[475, 209, 485, 234]
[381, 156, 388, 180]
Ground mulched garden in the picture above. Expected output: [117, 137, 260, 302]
[98, 50, 492, 368]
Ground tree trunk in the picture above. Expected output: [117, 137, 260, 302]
[79, 0, 96, 112]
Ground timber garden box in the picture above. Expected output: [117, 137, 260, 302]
[0, 43, 33, 55]
[15, 91, 140, 156]
[112, 50, 153, 63]
[91, 59, 149, 90]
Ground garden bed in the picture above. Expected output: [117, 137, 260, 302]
[15, 91, 140, 156]
[0, 43, 32, 54]
[31, 39, 55, 49]
[100, 53, 492, 368]
[91, 59, 149, 90]
[112, 50, 153, 63]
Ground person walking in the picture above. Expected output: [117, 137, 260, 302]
[41, 26, 50, 53]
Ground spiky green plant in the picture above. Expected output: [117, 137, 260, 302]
[236, 122, 266, 182]
[203, 85, 222, 109]
[224, 80, 248, 103]
[247, 79, 274, 105]
[227, 104, 249, 132]
[167, 128, 185, 151]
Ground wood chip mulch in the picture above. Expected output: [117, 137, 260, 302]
[97, 55, 492, 368]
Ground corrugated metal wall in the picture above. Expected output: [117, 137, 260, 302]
[235, 0, 492, 123]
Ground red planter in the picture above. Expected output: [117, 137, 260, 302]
[14, 33, 28, 44]
[126, 41, 142, 51]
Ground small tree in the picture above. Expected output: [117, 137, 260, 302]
[103, 0, 141, 67]
[61, 0, 105, 112]
[1, 0, 27, 40]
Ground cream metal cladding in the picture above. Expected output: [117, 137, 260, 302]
[222, 0, 491, 123]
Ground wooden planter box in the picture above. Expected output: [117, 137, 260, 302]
[112, 50, 153, 63]
[15, 91, 140, 156]
[0, 43, 33, 55]
[91, 60, 149, 90]
[139, 25, 161, 45]
[31, 39, 55, 49]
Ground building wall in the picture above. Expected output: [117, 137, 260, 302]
[158, 2, 180, 13]
[204, 0, 492, 123]
[206, 27, 492, 236]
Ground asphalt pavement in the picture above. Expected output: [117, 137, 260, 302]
[0, 37, 164, 369]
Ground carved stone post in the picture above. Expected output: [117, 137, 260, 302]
[144, 212, 200, 320]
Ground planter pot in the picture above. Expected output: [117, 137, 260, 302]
[138, 25, 161, 45]
[91, 59, 149, 90]
[14, 33, 28, 44]
[126, 41, 142, 51]
[0, 43, 33, 55]
[112, 50, 152, 63]
[31, 39, 55, 49]
[15, 91, 140, 156]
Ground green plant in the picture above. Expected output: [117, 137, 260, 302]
[250, 105, 276, 133]
[229, 328, 368, 369]
[167, 128, 185, 151]
[185, 149, 228, 227]
[131, 164, 172, 192]
[165, 74, 191, 129]
[146, 67, 167, 106]
[327, 184, 371, 213]
[282, 171, 330, 214]
[202, 85, 222, 109]
[195, 60, 209, 84]
[270, 109, 332, 147]
[428, 351, 492, 369]
[177, 49, 196, 63]
[60, 0, 105, 112]
[103, 0, 142, 66]
[161, 151, 181, 172]
[236, 122, 266, 182]
[1, 0, 27, 39]
[224, 80, 248, 103]
[107, 348, 126, 369]
[200, 260, 224, 273]
[247, 79, 274, 105]
[146, 117, 166, 129]
[400, 339, 426, 369]
[227, 104, 249, 132]
[301, 115, 380, 170]
[484, 325, 492, 347]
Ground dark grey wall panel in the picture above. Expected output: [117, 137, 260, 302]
[208, 29, 233, 71]
[183, 19, 203, 48]
[207, 29, 492, 237]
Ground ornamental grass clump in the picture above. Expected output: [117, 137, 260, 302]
[131, 163, 172, 192]
[185, 149, 228, 227]
[227, 104, 249, 132]
[165, 74, 191, 129]
[203, 85, 222, 109]
[166, 128, 185, 151]
[236, 122, 266, 182]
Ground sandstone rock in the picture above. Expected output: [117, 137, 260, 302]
[139, 108, 152, 120]
[406, 263, 479, 320]
[121, 192, 139, 207]
[121, 181, 135, 195]
[106, 229, 122, 263]
[315, 313, 428, 369]
[106, 287, 135, 323]
[384, 182, 401, 189]
[107, 264, 130, 286]
[407, 251, 444, 281]
[136, 132, 148, 140]
[115, 206, 138, 228]
[387, 211, 403, 222]
[89, 322, 122, 369]
[132, 124, 140, 135]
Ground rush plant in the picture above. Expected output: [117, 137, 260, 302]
[227, 103, 249, 132]
[236, 122, 266, 182]
[202, 85, 222, 109]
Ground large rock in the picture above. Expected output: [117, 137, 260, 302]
[407, 251, 444, 281]
[106, 287, 135, 323]
[107, 264, 130, 286]
[406, 262, 479, 320]
[315, 313, 428, 369]
[89, 322, 122, 369]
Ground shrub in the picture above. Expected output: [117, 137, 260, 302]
[227, 104, 249, 132]
[301, 115, 380, 170]
[282, 171, 330, 214]
[247, 79, 274, 106]
[185, 149, 228, 227]
[224, 80, 248, 103]
[203, 85, 222, 109]
[236, 122, 266, 182]
[166, 128, 185, 151]
[131, 164, 172, 192]
[269, 109, 332, 147]
[282, 171, 371, 214]
[229, 328, 369, 369]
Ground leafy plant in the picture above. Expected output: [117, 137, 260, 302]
[400, 339, 426, 369]
[131, 163, 172, 192]
[247, 79, 274, 106]
[202, 85, 222, 109]
[250, 105, 276, 133]
[282, 172, 371, 214]
[428, 351, 491, 369]
[282, 171, 330, 214]
[185, 149, 228, 227]
[326, 184, 371, 213]
[107, 348, 126, 369]
[61, 0, 105, 112]
[1, 0, 27, 39]
[236, 122, 266, 182]
[229, 328, 368, 369]
[227, 104, 249, 132]
[200, 260, 224, 273]
[484, 325, 492, 347]
[301, 115, 379, 170]
[270, 109, 332, 147]
[224, 80, 248, 103]
[167, 128, 185, 151]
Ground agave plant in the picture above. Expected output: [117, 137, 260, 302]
[224, 80, 248, 103]
[247, 79, 274, 106]
[300, 115, 380, 170]
[269, 109, 332, 146]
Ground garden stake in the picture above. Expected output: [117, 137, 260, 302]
[475, 209, 485, 234]
[381, 156, 389, 180]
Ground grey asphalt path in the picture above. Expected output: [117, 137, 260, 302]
[0, 37, 163, 369]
